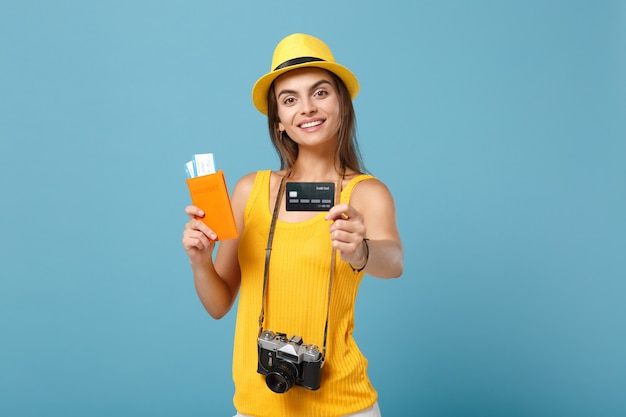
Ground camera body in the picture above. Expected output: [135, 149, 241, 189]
[257, 330, 323, 393]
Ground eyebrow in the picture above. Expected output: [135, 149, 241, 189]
[277, 79, 333, 98]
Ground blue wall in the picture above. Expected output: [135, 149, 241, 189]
[1, 1, 624, 416]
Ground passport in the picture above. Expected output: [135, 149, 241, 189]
[186, 170, 238, 240]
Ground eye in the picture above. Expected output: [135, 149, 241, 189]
[314, 89, 329, 98]
[282, 96, 296, 106]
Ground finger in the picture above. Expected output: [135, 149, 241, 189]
[325, 204, 353, 221]
[329, 219, 355, 235]
[185, 219, 218, 241]
[329, 215, 366, 237]
[329, 228, 353, 244]
[196, 220, 218, 241]
[330, 238, 360, 259]
[183, 229, 213, 252]
[185, 205, 205, 220]
[182, 233, 203, 252]
[330, 227, 365, 247]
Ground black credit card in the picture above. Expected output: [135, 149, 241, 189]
[285, 182, 335, 211]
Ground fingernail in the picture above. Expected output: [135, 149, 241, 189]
[210, 233, 217, 240]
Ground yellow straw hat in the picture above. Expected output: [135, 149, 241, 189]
[251, 33, 360, 115]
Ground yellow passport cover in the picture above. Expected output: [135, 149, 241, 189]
[186, 170, 238, 240]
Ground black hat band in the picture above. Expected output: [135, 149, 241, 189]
[274, 56, 325, 71]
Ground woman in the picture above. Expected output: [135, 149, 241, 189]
[182, 33, 403, 417]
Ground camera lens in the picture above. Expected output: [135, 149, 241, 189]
[265, 360, 298, 393]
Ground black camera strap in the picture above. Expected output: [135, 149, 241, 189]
[258, 169, 343, 360]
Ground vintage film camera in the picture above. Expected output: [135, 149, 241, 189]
[257, 330, 323, 393]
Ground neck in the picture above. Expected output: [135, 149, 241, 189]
[288, 157, 343, 182]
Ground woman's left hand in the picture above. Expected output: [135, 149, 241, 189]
[326, 203, 368, 268]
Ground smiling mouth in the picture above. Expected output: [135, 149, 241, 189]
[299, 120, 324, 129]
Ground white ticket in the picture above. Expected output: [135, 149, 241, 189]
[192, 153, 216, 177]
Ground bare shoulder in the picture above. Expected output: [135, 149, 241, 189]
[233, 171, 258, 194]
[350, 176, 396, 207]
[350, 175, 400, 243]
[229, 171, 260, 215]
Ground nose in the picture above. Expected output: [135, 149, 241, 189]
[300, 97, 317, 114]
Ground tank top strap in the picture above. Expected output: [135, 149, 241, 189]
[244, 170, 272, 222]
[340, 174, 375, 204]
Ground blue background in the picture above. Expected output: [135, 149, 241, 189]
[1, 1, 625, 416]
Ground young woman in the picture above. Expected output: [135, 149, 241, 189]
[182, 33, 403, 417]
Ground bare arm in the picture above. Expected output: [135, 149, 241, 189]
[182, 173, 256, 318]
[326, 178, 403, 278]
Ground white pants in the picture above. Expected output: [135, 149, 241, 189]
[233, 401, 381, 417]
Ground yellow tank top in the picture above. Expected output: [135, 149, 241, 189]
[233, 170, 378, 417]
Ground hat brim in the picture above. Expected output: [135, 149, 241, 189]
[251, 61, 359, 115]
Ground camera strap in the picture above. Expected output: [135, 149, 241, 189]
[258, 169, 343, 360]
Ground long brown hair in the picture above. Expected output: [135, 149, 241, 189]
[266, 70, 365, 174]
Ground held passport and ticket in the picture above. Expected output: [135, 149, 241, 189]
[185, 153, 238, 240]
[185, 153, 337, 240]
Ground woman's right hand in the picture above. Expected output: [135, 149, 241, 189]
[182, 205, 218, 265]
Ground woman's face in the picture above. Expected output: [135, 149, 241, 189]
[273, 67, 341, 150]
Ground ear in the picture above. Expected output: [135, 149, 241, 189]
[278, 122, 285, 132]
